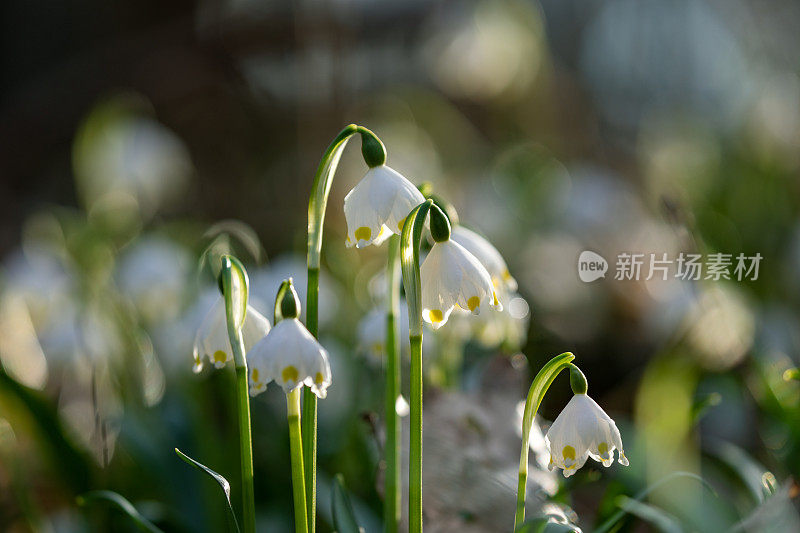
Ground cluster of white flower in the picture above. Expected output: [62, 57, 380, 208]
[192, 133, 628, 482]
[192, 290, 331, 399]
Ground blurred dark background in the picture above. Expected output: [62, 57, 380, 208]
[2, 0, 800, 531]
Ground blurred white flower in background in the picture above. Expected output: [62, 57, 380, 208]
[117, 237, 192, 324]
[422, 0, 545, 102]
[192, 297, 271, 372]
[684, 285, 754, 371]
[73, 94, 193, 221]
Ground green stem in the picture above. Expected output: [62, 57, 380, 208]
[221, 257, 256, 533]
[233, 362, 255, 533]
[399, 200, 434, 533]
[409, 335, 423, 533]
[305, 124, 360, 533]
[384, 236, 401, 533]
[288, 388, 309, 533]
[513, 352, 575, 531]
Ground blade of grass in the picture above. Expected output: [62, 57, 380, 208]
[175, 448, 241, 533]
[77, 490, 163, 533]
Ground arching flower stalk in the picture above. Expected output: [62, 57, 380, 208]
[309, 125, 416, 533]
[343, 135, 423, 532]
[304, 124, 357, 532]
[218, 255, 258, 533]
[513, 357, 629, 530]
[246, 279, 332, 533]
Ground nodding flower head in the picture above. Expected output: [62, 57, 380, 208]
[246, 318, 332, 398]
[344, 165, 425, 249]
[192, 297, 270, 372]
[544, 393, 628, 478]
[421, 238, 502, 330]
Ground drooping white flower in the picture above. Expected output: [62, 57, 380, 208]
[246, 318, 332, 398]
[421, 240, 501, 329]
[544, 394, 628, 477]
[451, 225, 517, 294]
[344, 165, 425, 248]
[192, 297, 270, 372]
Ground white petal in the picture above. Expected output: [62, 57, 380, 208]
[343, 165, 424, 248]
[545, 394, 628, 476]
[244, 318, 331, 397]
[421, 240, 501, 329]
[451, 225, 517, 292]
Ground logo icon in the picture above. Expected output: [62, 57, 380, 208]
[578, 251, 608, 282]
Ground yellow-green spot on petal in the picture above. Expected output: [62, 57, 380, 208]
[430, 309, 444, 323]
[213, 350, 227, 363]
[503, 269, 512, 281]
[282, 365, 299, 383]
[315, 372, 324, 385]
[563, 445, 576, 461]
[598, 442, 608, 456]
[397, 216, 406, 232]
[467, 296, 480, 311]
[252, 368, 260, 382]
[355, 226, 372, 242]
[492, 291, 499, 306]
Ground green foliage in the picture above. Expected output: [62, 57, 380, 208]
[175, 448, 241, 533]
[77, 490, 164, 533]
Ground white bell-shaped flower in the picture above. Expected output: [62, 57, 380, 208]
[246, 318, 332, 398]
[192, 297, 270, 372]
[544, 394, 628, 478]
[451, 225, 517, 293]
[344, 165, 425, 248]
[421, 240, 501, 330]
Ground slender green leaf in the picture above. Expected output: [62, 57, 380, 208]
[594, 472, 714, 533]
[77, 490, 163, 533]
[707, 441, 769, 504]
[331, 474, 362, 533]
[615, 496, 683, 533]
[175, 448, 241, 533]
